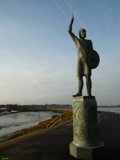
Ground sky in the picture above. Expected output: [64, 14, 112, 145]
[0, 0, 120, 106]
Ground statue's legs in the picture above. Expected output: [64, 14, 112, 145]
[73, 75, 83, 97]
[78, 76, 83, 95]
[86, 75, 92, 96]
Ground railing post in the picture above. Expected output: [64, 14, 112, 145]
[47, 115, 62, 128]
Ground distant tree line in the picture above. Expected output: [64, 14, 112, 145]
[0, 104, 72, 112]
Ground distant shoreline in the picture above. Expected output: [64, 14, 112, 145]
[98, 106, 120, 108]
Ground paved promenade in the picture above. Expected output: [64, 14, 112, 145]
[0, 112, 120, 160]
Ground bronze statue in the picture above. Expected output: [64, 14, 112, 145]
[68, 17, 99, 97]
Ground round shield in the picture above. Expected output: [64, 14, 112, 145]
[86, 50, 100, 69]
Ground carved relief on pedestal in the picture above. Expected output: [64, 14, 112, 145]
[72, 97, 101, 147]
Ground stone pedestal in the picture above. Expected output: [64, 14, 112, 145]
[69, 96, 105, 160]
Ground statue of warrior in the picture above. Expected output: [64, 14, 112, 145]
[68, 17, 99, 97]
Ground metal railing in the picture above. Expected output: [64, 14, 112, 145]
[47, 115, 61, 128]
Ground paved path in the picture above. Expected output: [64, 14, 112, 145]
[0, 112, 120, 160]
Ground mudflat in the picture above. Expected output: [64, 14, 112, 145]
[0, 111, 120, 160]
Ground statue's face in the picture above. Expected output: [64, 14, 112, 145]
[79, 30, 86, 39]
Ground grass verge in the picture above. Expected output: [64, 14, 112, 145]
[7, 109, 72, 140]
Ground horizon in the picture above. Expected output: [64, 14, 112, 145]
[0, 103, 120, 107]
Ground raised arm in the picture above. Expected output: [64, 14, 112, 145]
[68, 17, 78, 43]
[68, 17, 74, 33]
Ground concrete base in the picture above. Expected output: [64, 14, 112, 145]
[70, 142, 105, 160]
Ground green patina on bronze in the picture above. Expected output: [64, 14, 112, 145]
[68, 17, 100, 97]
[72, 96, 101, 147]
[68, 17, 104, 159]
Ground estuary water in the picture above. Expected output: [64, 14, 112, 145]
[97, 108, 120, 114]
[0, 111, 53, 142]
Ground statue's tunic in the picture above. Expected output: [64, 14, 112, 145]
[74, 38, 93, 76]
